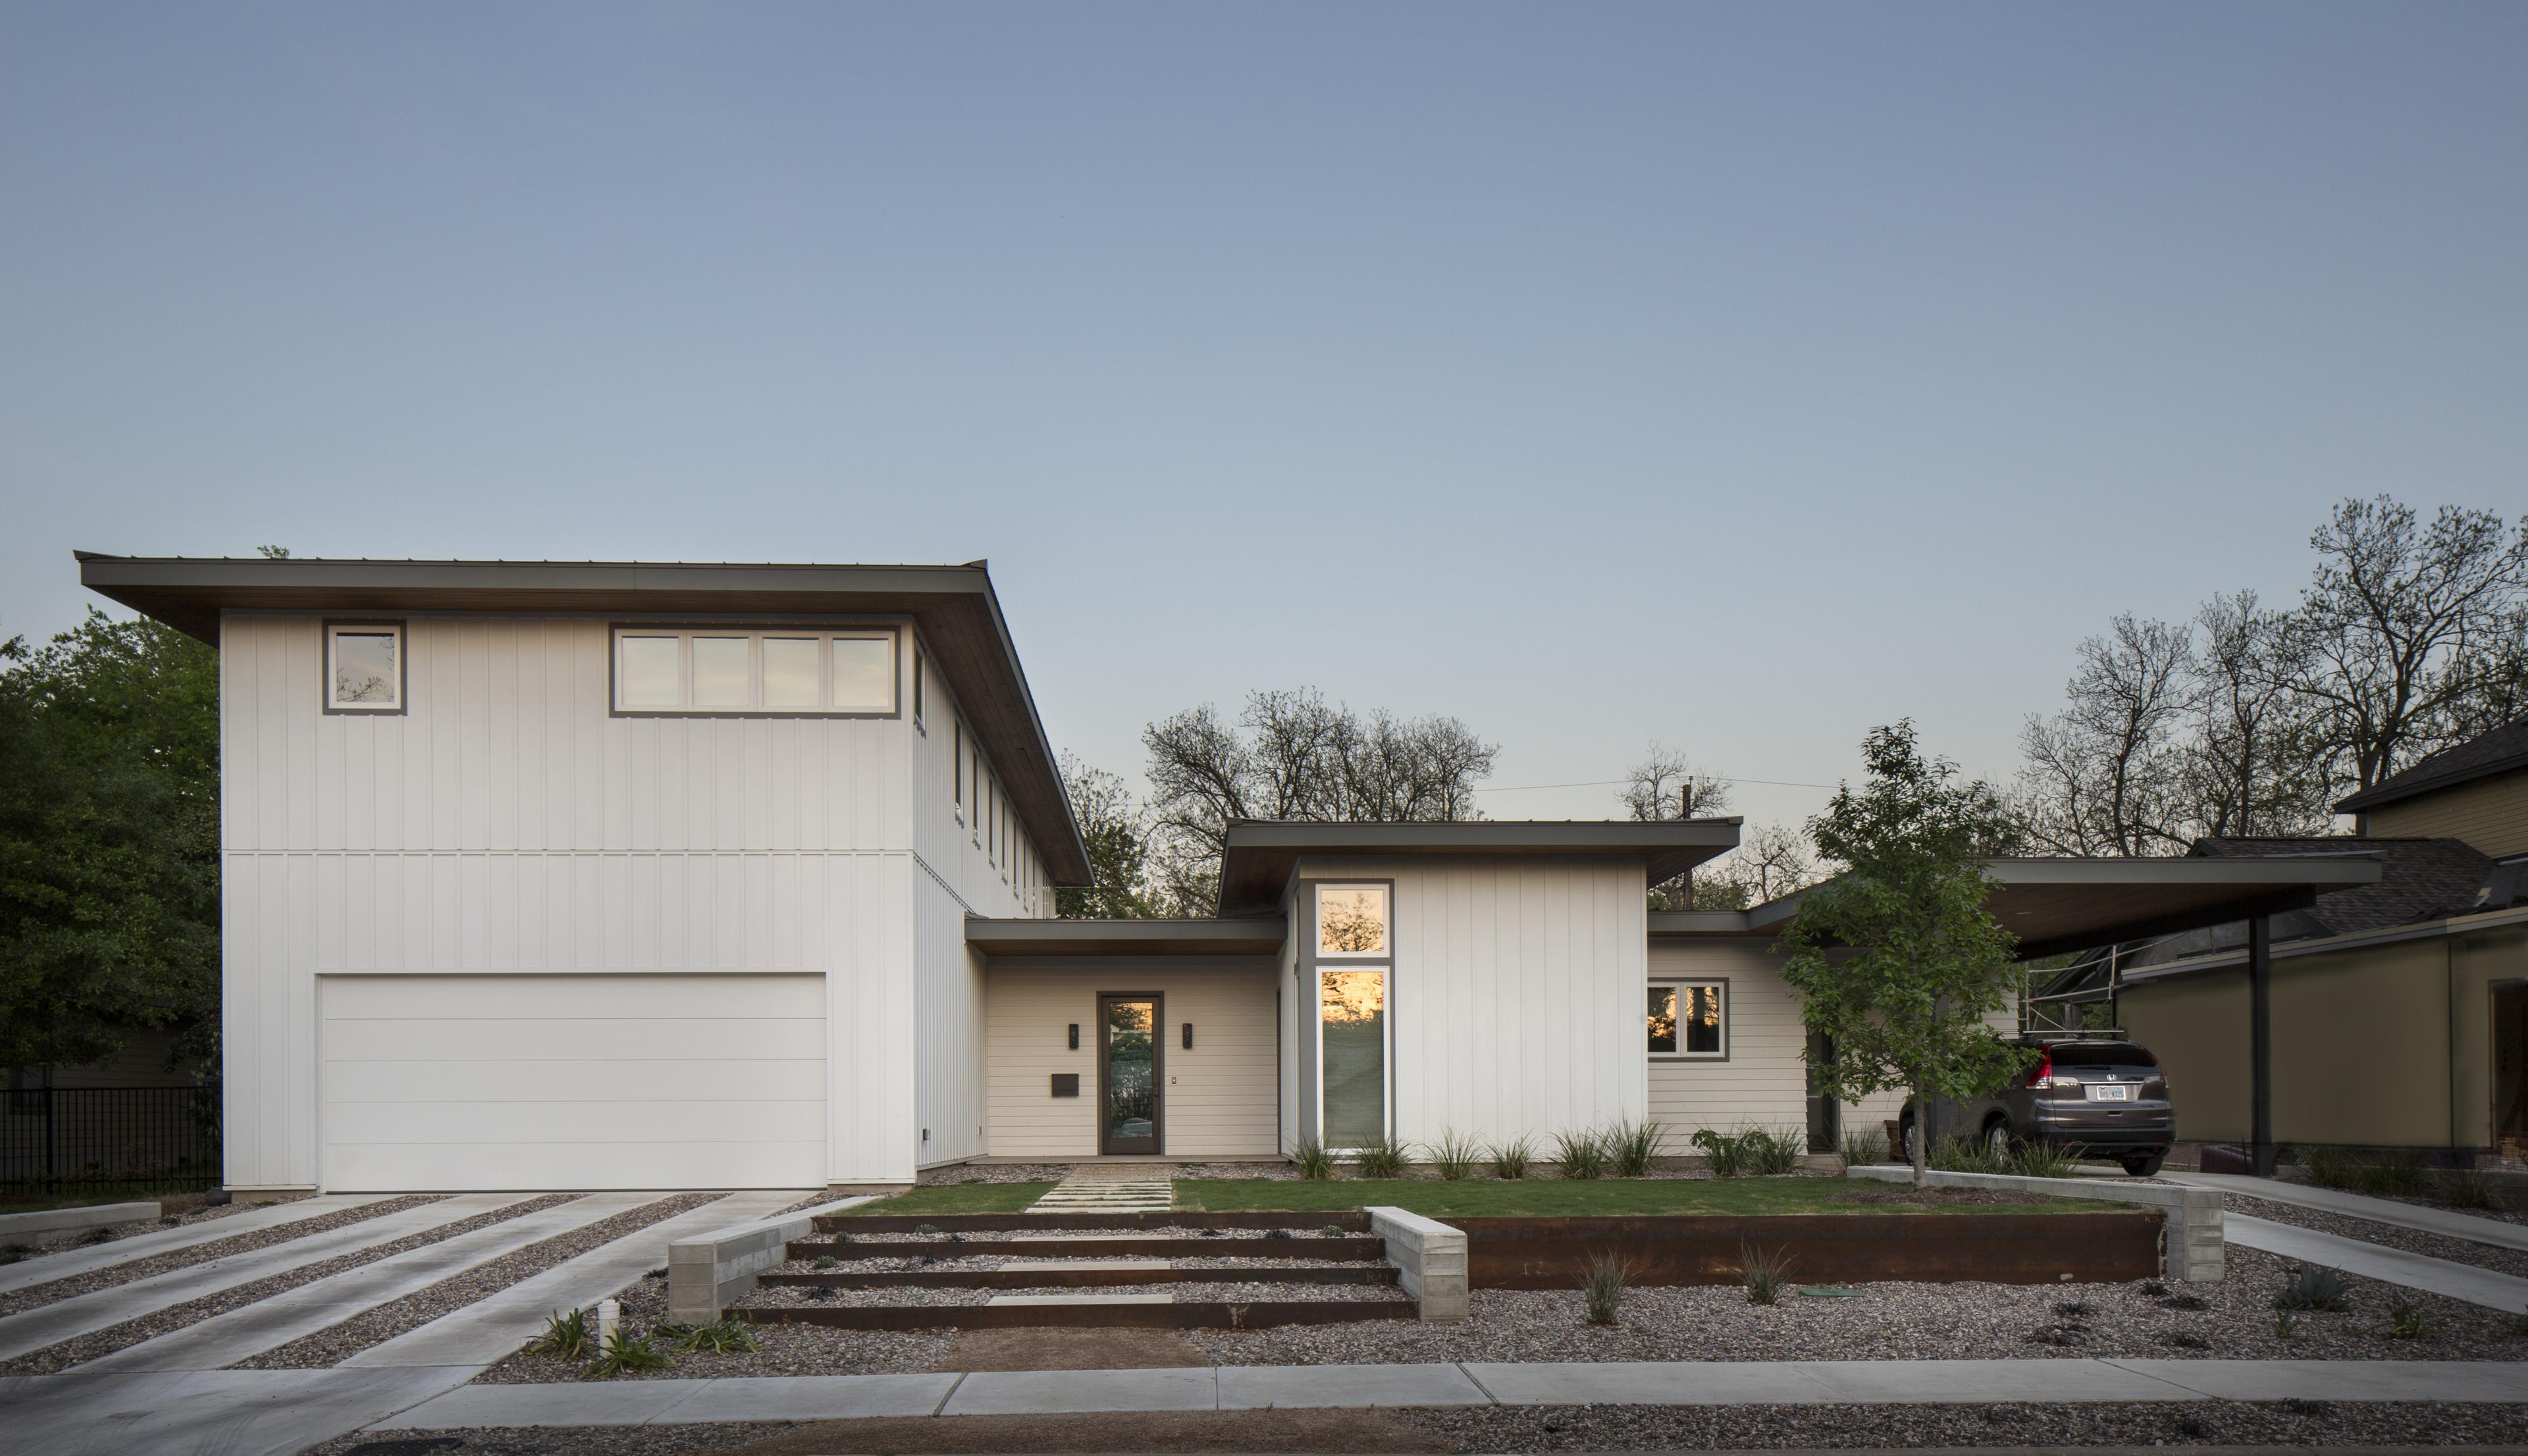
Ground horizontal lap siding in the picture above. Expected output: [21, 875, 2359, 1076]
[1646, 940, 1809, 1135]
[985, 969, 1278, 1158]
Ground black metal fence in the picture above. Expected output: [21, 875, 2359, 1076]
[2, 1085, 221, 1198]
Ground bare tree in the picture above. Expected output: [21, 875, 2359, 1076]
[2013, 614, 2197, 856]
[1681, 821, 1818, 911]
[2183, 591, 2332, 838]
[1618, 742, 1733, 821]
[2292, 497, 2528, 792]
[1140, 688, 1498, 914]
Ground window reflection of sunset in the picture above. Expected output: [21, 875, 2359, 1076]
[1319, 888, 1387, 954]
[1320, 970, 1384, 1024]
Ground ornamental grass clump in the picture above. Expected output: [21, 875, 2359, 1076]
[1695, 1126, 1804, 1177]
[2008, 1141, 2082, 1179]
[664, 1318, 759, 1354]
[2383, 1301, 2433, 1341]
[1605, 1118, 1667, 1178]
[1553, 1128, 1608, 1180]
[1839, 1128, 1889, 1168]
[1580, 1250, 1635, 1326]
[585, 1324, 673, 1378]
[1353, 1133, 1409, 1179]
[1294, 1137, 1335, 1180]
[1428, 1128, 1484, 1181]
[527, 1308, 594, 1361]
[1739, 1242, 1795, 1305]
[2434, 1167, 2499, 1209]
[2274, 1263, 2351, 1313]
[1489, 1135, 1533, 1180]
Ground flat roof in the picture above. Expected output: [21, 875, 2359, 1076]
[963, 917, 1288, 957]
[1216, 818, 1740, 918]
[74, 552, 1092, 885]
[1729, 856, 2386, 959]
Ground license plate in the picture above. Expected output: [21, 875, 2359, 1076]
[2088, 1084, 2130, 1102]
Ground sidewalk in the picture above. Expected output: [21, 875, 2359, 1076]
[368, 1358, 2528, 1431]
[2223, 1213, 2528, 1313]
[2172, 1172, 2528, 1255]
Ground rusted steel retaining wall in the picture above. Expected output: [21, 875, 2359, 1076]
[1456, 1211, 2162, 1288]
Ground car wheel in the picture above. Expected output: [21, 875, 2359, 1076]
[1984, 1121, 2012, 1158]
[1897, 1116, 1916, 1164]
[2120, 1155, 2164, 1177]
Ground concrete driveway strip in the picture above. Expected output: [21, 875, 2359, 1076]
[0, 1365, 479, 1456]
[0, 1197, 388, 1298]
[2225, 1213, 2528, 1312]
[1218, 1362, 1490, 1410]
[943, 1366, 1221, 1416]
[0, 1194, 529, 1364]
[2106, 1357, 2528, 1402]
[343, 1189, 804, 1369]
[374, 1372, 965, 1430]
[1790, 1357, 2203, 1403]
[76, 1192, 656, 1372]
[2172, 1172, 2528, 1255]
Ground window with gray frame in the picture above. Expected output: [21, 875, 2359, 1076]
[1648, 979, 1726, 1058]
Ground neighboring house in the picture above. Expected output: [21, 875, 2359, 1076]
[76, 553, 2377, 1193]
[2099, 716, 2528, 1164]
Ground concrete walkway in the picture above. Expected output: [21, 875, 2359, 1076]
[342, 1189, 802, 1368]
[368, 1357, 2528, 1431]
[2223, 1214, 2528, 1313]
[0, 1197, 389, 1299]
[0, 1364, 479, 1456]
[76, 1193, 657, 1373]
[2172, 1172, 2528, 1255]
[1028, 1166, 1174, 1213]
[0, 1195, 529, 1364]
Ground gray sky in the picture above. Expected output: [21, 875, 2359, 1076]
[5, 3, 2522, 830]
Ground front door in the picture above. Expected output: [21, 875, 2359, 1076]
[1099, 995, 1163, 1156]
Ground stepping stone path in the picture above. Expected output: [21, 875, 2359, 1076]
[1026, 1167, 1176, 1213]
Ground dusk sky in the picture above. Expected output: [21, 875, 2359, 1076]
[5, 4, 2522, 831]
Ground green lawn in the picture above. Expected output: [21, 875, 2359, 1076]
[1172, 1177, 2111, 1217]
[835, 1182, 1059, 1216]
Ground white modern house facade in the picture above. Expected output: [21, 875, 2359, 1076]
[78, 554, 2379, 1193]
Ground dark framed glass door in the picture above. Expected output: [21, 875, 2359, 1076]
[1099, 995, 1163, 1155]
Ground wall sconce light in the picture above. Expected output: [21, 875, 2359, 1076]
[1067, 1024, 1079, 1050]
[1182, 1022, 1194, 1051]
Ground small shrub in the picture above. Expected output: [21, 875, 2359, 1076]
[1605, 1119, 1668, 1178]
[2273, 1309, 2300, 1339]
[2434, 1167, 2498, 1210]
[1428, 1128, 1483, 1181]
[1838, 1127, 1889, 1168]
[1580, 1250, 1634, 1326]
[2302, 1145, 2363, 1190]
[2008, 1142, 2082, 1179]
[1691, 1127, 1746, 1178]
[809, 1286, 837, 1300]
[1294, 1137, 1335, 1181]
[1741, 1126, 1805, 1176]
[1319, 1224, 1344, 1237]
[527, 1307, 594, 1360]
[2274, 1263, 2351, 1312]
[1739, 1241, 1795, 1305]
[1353, 1133, 1409, 1180]
[1930, 1136, 2007, 1176]
[2053, 1300, 2091, 1317]
[1265, 1227, 1294, 1239]
[2140, 1280, 2169, 1297]
[1489, 1135, 1533, 1180]
[830, 1230, 853, 1245]
[644, 1266, 668, 1280]
[2280, 1397, 2334, 1418]
[664, 1318, 759, 1354]
[585, 1324, 673, 1378]
[1199, 1226, 1224, 1237]
[2383, 1301, 2433, 1341]
[1554, 1128, 1608, 1180]
[914, 1223, 939, 1236]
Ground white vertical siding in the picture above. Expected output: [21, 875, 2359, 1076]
[913, 871, 989, 1168]
[909, 635, 1040, 920]
[219, 611, 924, 1189]
[1302, 857, 1647, 1150]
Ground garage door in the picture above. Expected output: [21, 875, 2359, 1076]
[320, 973, 826, 1191]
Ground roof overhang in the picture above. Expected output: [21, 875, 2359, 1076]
[73, 552, 1092, 885]
[964, 917, 1287, 957]
[1743, 856, 2385, 959]
[1216, 818, 1741, 918]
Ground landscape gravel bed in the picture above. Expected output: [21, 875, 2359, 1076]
[0, 1195, 574, 1375]
[0, 1195, 444, 1316]
[743, 1277, 1410, 1308]
[0, 1191, 327, 1267]
[1189, 1246, 2528, 1366]
[1400, 1399, 2528, 1451]
[767, 1248, 1368, 1276]
[235, 1191, 725, 1368]
[305, 1417, 795, 1454]
[2225, 1191, 2528, 1280]
[814, 1223, 1359, 1243]
[474, 1270, 953, 1382]
[913, 1162, 1077, 1185]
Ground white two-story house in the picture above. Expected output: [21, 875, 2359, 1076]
[78, 553, 2378, 1192]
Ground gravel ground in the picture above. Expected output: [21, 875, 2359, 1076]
[0, 1195, 575, 1375]
[236, 1192, 725, 1368]
[768, 1249, 1365, 1274]
[810, 1224, 1359, 1245]
[475, 1270, 955, 1383]
[914, 1162, 1078, 1185]
[1401, 1399, 2528, 1451]
[0, 1195, 444, 1317]
[1188, 1246, 2528, 1367]
[304, 1418, 795, 1455]
[742, 1278, 1411, 1308]
[2225, 1192, 2528, 1281]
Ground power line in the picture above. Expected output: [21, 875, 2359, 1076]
[1475, 774, 1840, 794]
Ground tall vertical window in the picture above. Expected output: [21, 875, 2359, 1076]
[1315, 883, 1392, 1149]
[609, 628, 895, 714]
[325, 623, 405, 713]
[1648, 981, 1727, 1058]
[912, 651, 926, 725]
[953, 723, 964, 808]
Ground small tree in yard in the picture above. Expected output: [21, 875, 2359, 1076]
[1780, 721, 2031, 1187]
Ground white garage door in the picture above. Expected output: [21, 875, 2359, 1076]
[321, 973, 826, 1191]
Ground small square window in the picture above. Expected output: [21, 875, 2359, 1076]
[1317, 885, 1388, 957]
[1650, 981, 1725, 1058]
[326, 623, 404, 712]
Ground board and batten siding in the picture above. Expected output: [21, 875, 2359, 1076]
[984, 966, 1279, 1158]
[2366, 768, 2528, 859]
[219, 611, 927, 1189]
[1297, 857, 1648, 1149]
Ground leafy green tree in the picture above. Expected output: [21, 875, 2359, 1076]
[1780, 721, 2028, 1185]
[0, 611, 219, 1074]
[1053, 752, 1165, 918]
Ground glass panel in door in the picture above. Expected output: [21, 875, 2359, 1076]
[1101, 997, 1160, 1155]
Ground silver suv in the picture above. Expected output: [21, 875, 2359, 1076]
[1898, 1034, 2174, 1177]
